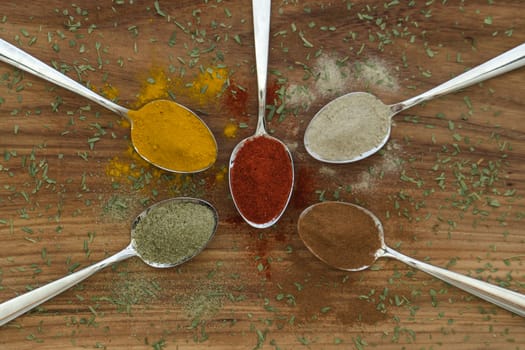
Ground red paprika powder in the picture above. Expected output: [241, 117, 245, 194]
[224, 80, 249, 116]
[229, 135, 293, 226]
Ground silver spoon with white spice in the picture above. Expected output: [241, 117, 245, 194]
[0, 197, 218, 326]
[298, 201, 525, 317]
[304, 43, 525, 163]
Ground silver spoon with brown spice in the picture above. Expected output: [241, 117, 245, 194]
[304, 43, 525, 163]
[0, 197, 218, 326]
[297, 201, 525, 317]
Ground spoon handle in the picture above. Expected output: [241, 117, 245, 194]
[395, 43, 525, 112]
[0, 38, 129, 117]
[0, 245, 136, 327]
[384, 246, 525, 317]
[252, 0, 271, 135]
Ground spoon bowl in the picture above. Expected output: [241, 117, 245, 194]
[229, 133, 294, 228]
[0, 197, 218, 326]
[298, 201, 525, 317]
[228, 0, 294, 228]
[0, 39, 217, 173]
[304, 43, 525, 163]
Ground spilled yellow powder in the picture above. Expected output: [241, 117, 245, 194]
[119, 118, 131, 130]
[132, 65, 228, 109]
[215, 166, 227, 183]
[189, 67, 229, 105]
[101, 83, 120, 101]
[106, 145, 161, 181]
[106, 145, 190, 189]
[223, 121, 238, 138]
[134, 67, 173, 108]
[90, 83, 120, 101]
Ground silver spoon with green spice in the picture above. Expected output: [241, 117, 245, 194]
[0, 38, 218, 173]
[304, 43, 525, 163]
[298, 201, 525, 317]
[0, 197, 218, 326]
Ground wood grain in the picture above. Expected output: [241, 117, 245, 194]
[1, 1, 524, 349]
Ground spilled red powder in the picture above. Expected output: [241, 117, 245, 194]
[230, 135, 293, 225]
[292, 166, 316, 209]
[266, 79, 281, 106]
[224, 81, 249, 115]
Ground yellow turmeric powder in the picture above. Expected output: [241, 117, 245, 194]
[106, 145, 155, 181]
[189, 67, 229, 105]
[214, 166, 227, 183]
[106, 144, 190, 190]
[134, 67, 173, 108]
[223, 121, 238, 139]
[101, 83, 120, 101]
[128, 100, 217, 173]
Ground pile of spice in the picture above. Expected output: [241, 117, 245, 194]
[132, 199, 217, 265]
[229, 135, 293, 225]
[297, 201, 382, 271]
[110, 268, 162, 313]
[106, 145, 165, 182]
[128, 100, 218, 173]
[285, 55, 399, 114]
[304, 92, 392, 162]
[189, 67, 229, 106]
[133, 67, 174, 108]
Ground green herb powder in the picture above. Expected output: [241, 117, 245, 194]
[132, 200, 216, 265]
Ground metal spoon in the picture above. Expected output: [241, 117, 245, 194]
[298, 201, 525, 317]
[0, 197, 218, 326]
[228, 0, 294, 228]
[304, 43, 525, 163]
[0, 38, 217, 173]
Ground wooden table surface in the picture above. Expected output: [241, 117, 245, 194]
[1, 1, 524, 349]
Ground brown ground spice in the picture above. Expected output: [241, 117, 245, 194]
[298, 201, 383, 270]
[257, 234, 390, 327]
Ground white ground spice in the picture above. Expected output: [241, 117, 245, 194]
[304, 92, 392, 162]
[351, 141, 402, 193]
[285, 55, 398, 111]
[314, 55, 350, 98]
[354, 58, 399, 90]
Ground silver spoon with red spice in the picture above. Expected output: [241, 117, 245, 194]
[228, 0, 294, 228]
[298, 201, 525, 317]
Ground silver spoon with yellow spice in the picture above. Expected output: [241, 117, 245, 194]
[0, 38, 217, 173]
[0, 197, 218, 326]
[304, 43, 525, 163]
[298, 201, 525, 317]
